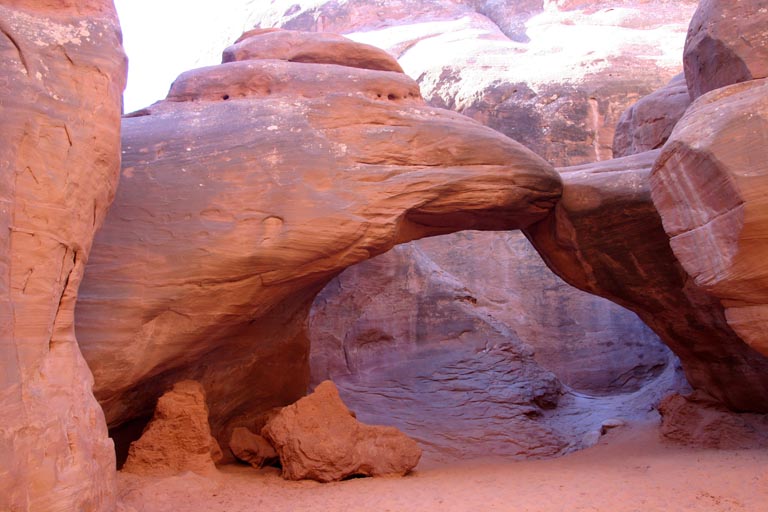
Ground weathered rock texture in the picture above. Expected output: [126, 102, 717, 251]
[651, 79, 768, 357]
[262, 381, 421, 481]
[123, 381, 219, 477]
[313, 232, 669, 397]
[77, 30, 561, 442]
[0, 3, 126, 511]
[659, 392, 768, 449]
[612, 73, 691, 157]
[248, 0, 697, 166]
[683, 0, 768, 100]
[229, 427, 278, 469]
[526, 150, 768, 412]
[222, 28, 404, 73]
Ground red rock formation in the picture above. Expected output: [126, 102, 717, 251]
[659, 392, 768, 449]
[229, 427, 279, 469]
[651, 79, 768, 357]
[123, 381, 220, 477]
[683, 0, 768, 100]
[222, 28, 404, 73]
[0, 2, 125, 510]
[525, 150, 768, 412]
[613, 73, 691, 157]
[76, 30, 561, 442]
[249, 0, 698, 166]
[262, 381, 422, 481]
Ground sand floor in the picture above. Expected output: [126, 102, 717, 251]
[118, 421, 768, 512]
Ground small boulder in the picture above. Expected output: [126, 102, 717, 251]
[229, 427, 279, 469]
[262, 381, 422, 482]
[122, 380, 219, 476]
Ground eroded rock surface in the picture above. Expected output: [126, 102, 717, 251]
[651, 79, 768, 357]
[249, 0, 697, 166]
[613, 73, 691, 157]
[262, 381, 421, 481]
[684, 0, 768, 100]
[0, 3, 126, 511]
[229, 427, 279, 469]
[123, 381, 219, 477]
[77, 29, 561, 441]
[659, 392, 768, 449]
[526, 150, 768, 412]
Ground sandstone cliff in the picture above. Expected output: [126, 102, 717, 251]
[0, 1, 126, 510]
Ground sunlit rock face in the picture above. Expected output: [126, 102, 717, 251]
[0, 1, 126, 510]
[247, 0, 697, 166]
[77, 30, 561, 443]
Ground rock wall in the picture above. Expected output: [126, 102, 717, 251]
[526, 150, 768, 412]
[247, 0, 698, 166]
[0, 1, 126, 510]
[76, 30, 561, 442]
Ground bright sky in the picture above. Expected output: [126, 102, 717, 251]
[115, 0, 256, 112]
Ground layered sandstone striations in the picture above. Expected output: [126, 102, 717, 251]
[248, 0, 698, 166]
[651, 79, 768, 357]
[0, 2, 126, 511]
[262, 381, 422, 481]
[526, 151, 768, 412]
[683, 0, 768, 100]
[77, 30, 561, 442]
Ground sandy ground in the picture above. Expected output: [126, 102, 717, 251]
[118, 421, 768, 512]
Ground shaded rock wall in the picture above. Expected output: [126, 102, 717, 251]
[526, 150, 768, 412]
[0, 1, 126, 510]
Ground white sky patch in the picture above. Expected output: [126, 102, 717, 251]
[115, 0, 257, 112]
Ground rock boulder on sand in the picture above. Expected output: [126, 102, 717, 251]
[262, 381, 422, 481]
[123, 381, 220, 477]
[229, 427, 279, 469]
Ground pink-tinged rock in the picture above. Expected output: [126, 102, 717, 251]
[309, 243, 571, 461]
[613, 73, 691, 157]
[123, 381, 219, 477]
[0, 2, 126, 511]
[223, 28, 404, 73]
[525, 150, 768, 413]
[650, 78, 768, 357]
[249, 0, 698, 166]
[684, 0, 768, 100]
[76, 30, 561, 440]
[229, 427, 279, 469]
[262, 381, 421, 481]
[659, 392, 768, 449]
